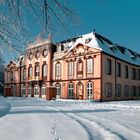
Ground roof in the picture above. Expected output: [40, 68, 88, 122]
[4, 57, 21, 69]
[58, 31, 140, 66]
[26, 35, 52, 50]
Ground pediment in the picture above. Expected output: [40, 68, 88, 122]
[5, 61, 19, 70]
[64, 43, 101, 59]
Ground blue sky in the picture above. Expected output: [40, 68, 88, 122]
[64, 0, 140, 53]
[1, 0, 140, 63]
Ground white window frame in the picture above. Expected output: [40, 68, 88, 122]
[68, 61, 74, 76]
[43, 64, 47, 77]
[56, 63, 61, 77]
[41, 84, 46, 96]
[87, 58, 93, 74]
[87, 82, 93, 100]
[68, 83, 74, 99]
[35, 65, 40, 77]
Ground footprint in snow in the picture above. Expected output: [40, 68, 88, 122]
[55, 137, 62, 140]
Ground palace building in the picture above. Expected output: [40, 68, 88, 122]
[4, 31, 140, 101]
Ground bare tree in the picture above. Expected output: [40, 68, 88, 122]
[0, 0, 79, 58]
[0, 52, 4, 94]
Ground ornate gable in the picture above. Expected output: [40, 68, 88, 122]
[64, 43, 101, 59]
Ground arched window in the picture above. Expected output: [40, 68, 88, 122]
[42, 64, 47, 77]
[35, 65, 40, 77]
[87, 58, 93, 74]
[77, 59, 83, 74]
[13, 71, 16, 81]
[21, 57, 25, 65]
[7, 71, 11, 82]
[55, 83, 61, 98]
[55, 62, 61, 79]
[68, 82, 74, 99]
[42, 49, 47, 57]
[41, 84, 46, 96]
[22, 68, 26, 80]
[28, 66, 32, 78]
[35, 51, 40, 59]
[11, 71, 13, 81]
[29, 53, 33, 60]
[87, 82, 93, 100]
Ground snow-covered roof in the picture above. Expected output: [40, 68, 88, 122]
[26, 36, 52, 50]
[58, 32, 140, 66]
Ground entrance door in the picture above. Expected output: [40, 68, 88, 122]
[12, 85, 16, 96]
[21, 85, 26, 97]
[87, 82, 93, 100]
[56, 83, 61, 99]
[41, 84, 46, 98]
[34, 85, 40, 97]
[28, 85, 32, 97]
[77, 82, 83, 99]
[68, 83, 74, 99]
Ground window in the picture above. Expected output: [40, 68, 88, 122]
[28, 66, 33, 77]
[138, 69, 140, 80]
[11, 71, 13, 81]
[131, 68, 136, 80]
[55, 62, 61, 78]
[87, 82, 93, 100]
[116, 84, 121, 97]
[105, 83, 112, 97]
[87, 58, 93, 74]
[42, 64, 47, 77]
[137, 86, 140, 96]
[42, 49, 47, 57]
[29, 53, 33, 60]
[131, 86, 136, 96]
[35, 51, 40, 59]
[124, 85, 129, 97]
[56, 83, 61, 96]
[125, 65, 129, 79]
[22, 68, 26, 80]
[35, 65, 40, 77]
[68, 61, 74, 76]
[41, 84, 46, 96]
[13, 71, 16, 81]
[68, 83, 74, 99]
[106, 59, 112, 75]
[116, 63, 121, 77]
[77, 59, 83, 74]
[7, 72, 11, 82]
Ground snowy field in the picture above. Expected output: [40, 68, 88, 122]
[0, 96, 140, 140]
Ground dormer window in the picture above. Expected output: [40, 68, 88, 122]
[85, 38, 92, 44]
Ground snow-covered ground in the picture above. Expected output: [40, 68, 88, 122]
[0, 96, 140, 140]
